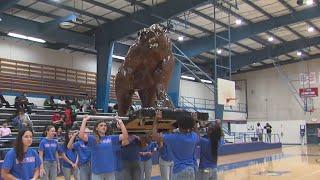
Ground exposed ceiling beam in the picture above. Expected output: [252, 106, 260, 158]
[13, 4, 96, 30]
[0, 0, 19, 12]
[83, 0, 130, 16]
[0, 13, 94, 47]
[229, 36, 320, 71]
[234, 54, 320, 74]
[100, 0, 210, 40]
[38, 0, 111, 22]
[279, 0, 320, 33]
[178, 5, 320, 58]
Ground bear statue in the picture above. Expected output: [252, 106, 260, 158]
[115, 24, 175, 116]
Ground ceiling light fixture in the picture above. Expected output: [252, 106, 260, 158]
[8, 32, 46, 43]
[235, 19, 242, 25]
[217, 49, 222, 54]
[178, 36, 184, 41]
[112, 55, 125, 60]
[297, 51, 302, 56]
[307, 26, 315, 32]
[306, 0, 314, 5]
[200, 79, 213, 84]
[181, 75, 195, 81]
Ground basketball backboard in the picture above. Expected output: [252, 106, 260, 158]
[217, 78, 236, 106]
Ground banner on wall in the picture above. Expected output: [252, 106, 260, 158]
[299, 72, 316, 85]
[299, 87, 318, 97]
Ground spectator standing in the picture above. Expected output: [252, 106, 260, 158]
[264, 123, 272, 143]
[256, 123, 264, 142]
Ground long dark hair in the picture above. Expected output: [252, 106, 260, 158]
[208, 122, 222, 163]
[14, 128, 33, 162]
[93, 120, 106, 143]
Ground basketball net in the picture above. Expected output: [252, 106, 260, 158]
[225, 97, 237, 106]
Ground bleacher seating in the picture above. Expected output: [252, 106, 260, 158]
[0, 58, 140, 102]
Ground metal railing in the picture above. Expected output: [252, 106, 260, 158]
[179, 96, 247, 112]
[223, 132, 281, 144]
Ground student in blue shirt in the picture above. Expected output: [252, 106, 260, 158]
[79, 115, 128, 180]
[153, 111, 199, 180]
[39, 125, 60, 180]
[122, 134, 142, 180]
[114, 145, 124, 180]
[198, 121, 222, 180]
[159, 141, 173, 180]
[68, 128, 92, 180]
[1, 128, 41, 180]
[61, 131, 79, 180]
[139, 135, 158, 180]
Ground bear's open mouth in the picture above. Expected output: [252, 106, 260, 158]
[148, 37, 158, 48]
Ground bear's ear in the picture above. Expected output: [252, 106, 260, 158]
[163, 27, 168, 33]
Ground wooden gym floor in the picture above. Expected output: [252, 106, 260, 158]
[58, 145, 320, 180]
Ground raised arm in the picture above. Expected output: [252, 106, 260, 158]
[79, 115, 90, 142]
[67, 132, 78, 149]
[152, 110, 164, 145]
[116, 116, 129, 146]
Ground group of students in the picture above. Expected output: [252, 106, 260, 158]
[1, 112, 222, 180]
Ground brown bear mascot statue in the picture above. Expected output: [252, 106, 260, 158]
[115, 24, 175, 116]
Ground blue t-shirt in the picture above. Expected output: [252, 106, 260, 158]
[140, 141, 158, 161]
[61, 146, 78, 168]
[121, 138, 141, 161]
[39, 138, 59, 162]
[199, 137, 218, 169]
[73, 140, 91, 165]
[114, 141, 123, 171]
[159, 143, 172, 162]
[2, 148, 41, 180]
[87, 135, 119, 174]
[163, 132, 199, 173]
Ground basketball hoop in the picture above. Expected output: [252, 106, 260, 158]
[226, 98, 237, 103]
[308, 108, 316, 113]
[226, 97, 237, 106]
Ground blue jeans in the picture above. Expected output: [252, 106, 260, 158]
[115, 169, 125, 180]
[140, 159, 152, 180]
[159, 157, 173, 180]
[79, 162, 91, 180]
[62, 166, 79, 180]
[173, 166, 195, 180]
[197, 168, 217, 180]
[123, 160, 141, 180]
[92, 172, 115, 180]
[41, 161, 57, 180]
